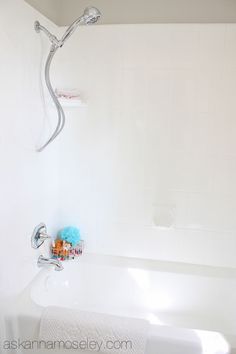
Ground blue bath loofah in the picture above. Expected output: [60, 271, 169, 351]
[58, 226, 81, 247]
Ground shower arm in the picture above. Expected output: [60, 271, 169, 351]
[35, 17, 85, 49]
[35, 21, 60, 47]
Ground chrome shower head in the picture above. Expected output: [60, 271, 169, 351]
[60, 6, 101, 46]
[35, 6, 101, 49]
[82, 7, 101, 24]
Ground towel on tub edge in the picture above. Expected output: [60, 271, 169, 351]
[39, 306, 149, 354]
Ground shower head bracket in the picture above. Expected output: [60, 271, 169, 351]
[34, 21, 41, 33]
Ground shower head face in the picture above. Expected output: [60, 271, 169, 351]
[83, 7, 101, 24]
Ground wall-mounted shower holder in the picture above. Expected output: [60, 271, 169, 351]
[31, 223, 51, 249]
[34, 21, 40, 33]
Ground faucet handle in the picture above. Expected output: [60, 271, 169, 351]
[31, 223, 51, 249]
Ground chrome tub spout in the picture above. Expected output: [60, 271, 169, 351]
[37, 255, 63, 271]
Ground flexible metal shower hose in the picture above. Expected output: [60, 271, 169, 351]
[37, 45, 65, 152]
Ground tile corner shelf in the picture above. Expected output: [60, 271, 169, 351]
[58, 98, 87, 108]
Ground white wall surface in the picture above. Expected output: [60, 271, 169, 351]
[0, 0, 61, 297]
[1, 0, 236, 298]
[52, 24, 236, 269]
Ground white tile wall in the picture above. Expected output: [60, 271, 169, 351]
[2, 5, 236, 298]
[0, 0, 61, 296]
[53, 24, 236, 268]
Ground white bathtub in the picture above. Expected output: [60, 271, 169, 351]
[2, 254, 235, 354]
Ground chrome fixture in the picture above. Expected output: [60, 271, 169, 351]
[31, 223, 51, 249]
[37, 255, 64, 271]
[32, 224, 63, 271]
[35, 7, 101, 152]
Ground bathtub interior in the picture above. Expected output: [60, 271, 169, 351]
[2, 289, 231, 354]
[2, 254, 235, 354]
[30, 254, 236, 336]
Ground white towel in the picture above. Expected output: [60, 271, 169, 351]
[39, 306, 149, 354]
